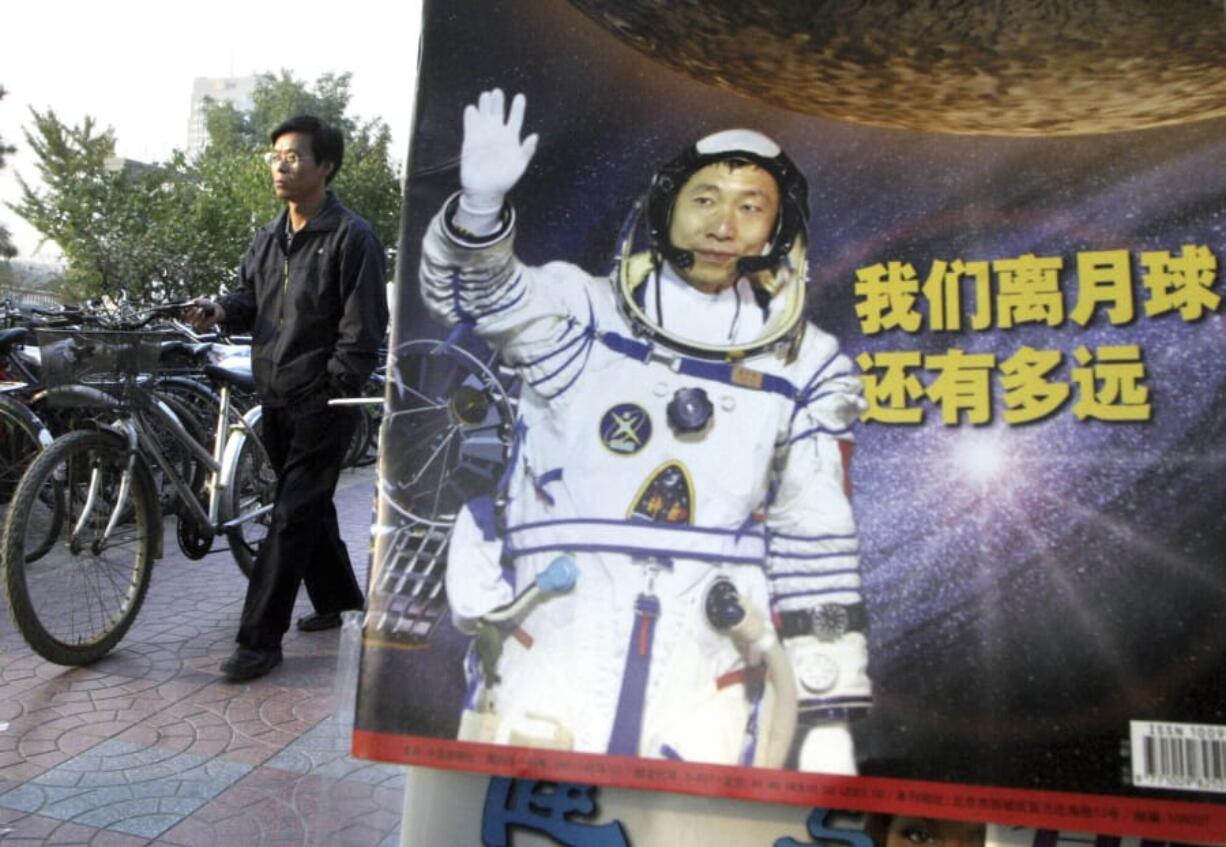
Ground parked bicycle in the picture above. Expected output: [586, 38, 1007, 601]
[1, 326, 275, 665]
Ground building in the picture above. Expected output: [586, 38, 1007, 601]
[0, 258, 65, 307]
[185, 76, 258, 158]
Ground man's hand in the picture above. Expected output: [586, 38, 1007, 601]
[184, 297, 225, 331]
[459, 89, 539, 216]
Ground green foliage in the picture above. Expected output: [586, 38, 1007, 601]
[198, 70, 400, 268]
[9, 108, 128, 299]
[6, 71, 400, 303]
[0, 86, 19, 259]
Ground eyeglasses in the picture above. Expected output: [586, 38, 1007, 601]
[263, 151, 312, 168]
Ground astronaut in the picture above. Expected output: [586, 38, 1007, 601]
[420, 89, 869, 773]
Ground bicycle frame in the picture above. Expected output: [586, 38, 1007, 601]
[41, 381, 270, 553]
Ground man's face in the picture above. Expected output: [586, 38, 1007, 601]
[667, 161, 780, 293]
[268, 131, 332, 203]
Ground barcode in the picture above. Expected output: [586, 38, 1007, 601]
[1130, 721, 1226, 793]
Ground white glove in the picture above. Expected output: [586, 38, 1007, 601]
[459, 88, 539, 219]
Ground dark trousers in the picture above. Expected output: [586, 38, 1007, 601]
[237, 398, 364, 650]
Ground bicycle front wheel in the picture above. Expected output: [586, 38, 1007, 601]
[2, 429, 156, 665]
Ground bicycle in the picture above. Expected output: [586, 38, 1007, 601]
[1, 327, 276, 665]
[0, 304, 240, 545]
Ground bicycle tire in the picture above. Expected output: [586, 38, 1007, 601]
[0, 394, 58, 560]
[145, 390, 210, 515]
[355, 376, 385, 467]
[2, 429, 156, 665]
[0, 394, 47, 500]
[153, 376, 224, 436]
[222, 422, 276, 578]
[341, 405, 370, 469]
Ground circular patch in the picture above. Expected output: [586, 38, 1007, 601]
[796, 653, 840, 694]
[600, 403, 652, 455]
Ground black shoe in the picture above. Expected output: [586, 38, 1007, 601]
[220, 647, 282, 682]
[296, 611, 344, 632]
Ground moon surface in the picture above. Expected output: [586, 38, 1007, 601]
[568, 0, 1226, 136]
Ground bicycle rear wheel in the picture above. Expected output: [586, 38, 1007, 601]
[144, 390, 210, 515]
[0, 394, 46, 501]
[2, 429, 156, 665]
[222, 422, 276, 578]
[0, 394, 57, 560]
[153, 376, 225, 435]
[341, 405, 369, 469]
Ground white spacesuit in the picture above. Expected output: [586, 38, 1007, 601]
[420, 90, 870, 772]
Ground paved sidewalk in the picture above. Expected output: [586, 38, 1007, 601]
[0, 465, 406, 846]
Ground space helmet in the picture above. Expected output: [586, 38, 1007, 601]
[615, 128, 811, 361]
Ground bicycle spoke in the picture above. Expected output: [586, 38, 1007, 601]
[6, 430, 155, 664]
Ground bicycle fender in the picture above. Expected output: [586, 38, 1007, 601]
[0, 393, 53, 447]
[37, 384, 125, 411]
[218, 404, 264, 493]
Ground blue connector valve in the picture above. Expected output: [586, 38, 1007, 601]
[538, 555, 578, 594]
[667, 386, 714, 434]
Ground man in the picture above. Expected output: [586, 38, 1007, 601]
[421, 90, 867, 772]
[188, 115, 388, 682]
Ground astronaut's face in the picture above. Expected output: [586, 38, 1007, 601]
[884, 816, 986, 847]
[668, 161, 780, 293]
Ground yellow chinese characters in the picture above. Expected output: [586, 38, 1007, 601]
[1140, 244, 1219, 320]
[858, 345, 1151, 425]
[854, 245, 1219, 334]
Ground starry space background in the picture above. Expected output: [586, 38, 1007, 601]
[359, 0, 1226, 803]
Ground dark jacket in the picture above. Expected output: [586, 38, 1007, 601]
[220, 191, 389, 407]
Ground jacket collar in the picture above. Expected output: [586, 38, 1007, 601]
[273, 189, 343, 242]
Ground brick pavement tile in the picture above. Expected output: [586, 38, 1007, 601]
[0, 722, 102, 786]
[74, 638, 192, 684]
[0, 738, 250, 839]
[110, 692, 316, 769]
[0, 466, 380, 841]
[0, 651, 80, 696]
[129, 560, 245, 625]
[159, 765, 401, 847]
[272, 641, 350, 692]
[128, 679, 336, 768]
[125, 602, 237, 644]
[266, 720, 405, 789]
[4, 672, 207, 729]
[0, 807, 150, 846]
[0, 673, 209, 786]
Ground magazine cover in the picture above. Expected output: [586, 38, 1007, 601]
[354, 0, 1226, 840]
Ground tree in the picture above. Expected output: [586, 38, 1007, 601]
[205, 70, 352, 150]
[198, 70, 401, 272]
[10, 108, 137, 300]
[0, 86, 19, 259]
[7, 72, 400, 303]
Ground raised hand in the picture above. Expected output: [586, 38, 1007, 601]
[459, 89, 539, 215]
